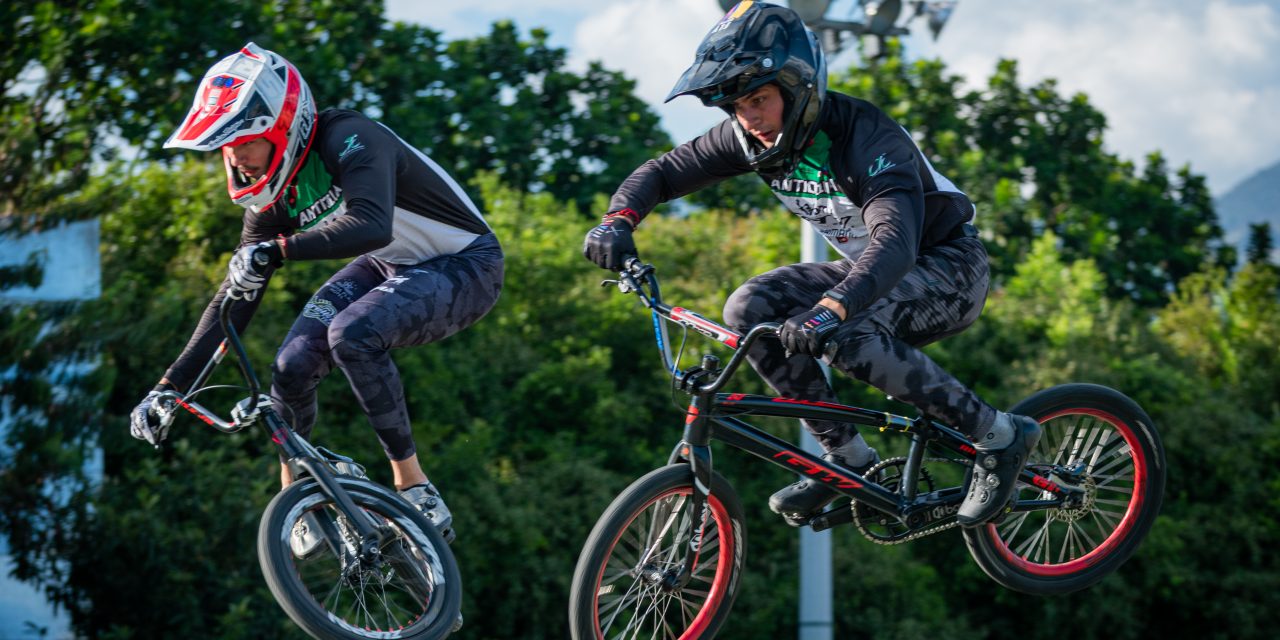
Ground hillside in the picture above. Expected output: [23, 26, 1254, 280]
[1216, 159, 1280, 259]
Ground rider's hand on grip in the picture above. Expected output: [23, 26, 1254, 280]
[228, 240, 282, 299]
[779, 306, 842, 357]
[583, 210, 639, 271]
[130, 389, 180, 447]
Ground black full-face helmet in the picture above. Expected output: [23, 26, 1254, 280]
[666, 1, 827, 174]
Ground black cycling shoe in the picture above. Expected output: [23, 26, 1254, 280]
[957, 415, 1042, 528]
[769, 449, 879, 526]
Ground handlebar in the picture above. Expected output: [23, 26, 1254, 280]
[153, 288, 268, 433]
[601, 259, 781, 396]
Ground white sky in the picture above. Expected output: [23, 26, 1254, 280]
[392, 0, 1280, 196]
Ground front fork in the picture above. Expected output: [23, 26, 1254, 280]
[264, 410, 387, 560]
[660, 392, 717, 591]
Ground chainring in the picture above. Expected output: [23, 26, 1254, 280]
[852, 456, 970, 545]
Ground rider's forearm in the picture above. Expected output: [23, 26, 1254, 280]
[825, 189, 922, 315]
[609, 120, 752, 221]
[161, 276, 269, 392]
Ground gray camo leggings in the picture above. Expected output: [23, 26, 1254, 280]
[722, 236, 995, 450]
[271, 233, 503, 461]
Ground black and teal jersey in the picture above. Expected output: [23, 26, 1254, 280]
[606, 91, 974, 316]
[241, 109, 491, 264]
[765, 131, 870, 258]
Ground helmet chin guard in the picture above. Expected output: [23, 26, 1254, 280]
[165, 42, 316, 212]
[667, 2, 826, 174]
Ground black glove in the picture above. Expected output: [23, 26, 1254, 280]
[228, 240, 283, 301]
[129, 389, 180, 446]
[583, 211, 638, 271]
[778, 306, 843, 357]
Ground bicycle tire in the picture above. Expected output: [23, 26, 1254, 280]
[569, 465, 747, 640]
[962, 383, 1166, 595]
[258, 477, 462, 639]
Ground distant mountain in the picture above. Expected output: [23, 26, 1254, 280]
[1215, 159, 1280, 262]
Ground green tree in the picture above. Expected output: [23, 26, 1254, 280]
[364, 20, 671, 213]
[1246, 221, 1275, 266]
[2, 2, 669, 226]
[831, 54, 1229, 305]
[1, 0, 386, 224]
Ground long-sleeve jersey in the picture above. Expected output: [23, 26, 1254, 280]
[161, 109, 491, 391]
[607, 91, 974, 316]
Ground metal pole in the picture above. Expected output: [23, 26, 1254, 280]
[798, 224, 833, 640]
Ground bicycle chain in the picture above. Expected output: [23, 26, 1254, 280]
[852, 456, 971, 545]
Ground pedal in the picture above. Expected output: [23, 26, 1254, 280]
[809, 506, 854, 532]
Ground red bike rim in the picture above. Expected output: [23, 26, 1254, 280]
[591, 487, 735, 639]
[989, 407, 1147, 576]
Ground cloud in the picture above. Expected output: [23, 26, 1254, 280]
[571, 0, 727, 140]
[911, 0, 1280, 194]
[383, 0, 596, 42]
[385, 0, 1280, 195]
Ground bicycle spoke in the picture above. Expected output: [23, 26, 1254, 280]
[1089, 508, 1117, 534]
[997, 510, 1031, 542]
[592, 485, 730, 640]
[1087, 430, 1117, 471]
[1091, 449, 1134, 478]
[1071, 519, 1100, 550]
[1013, 518, 1049, 560]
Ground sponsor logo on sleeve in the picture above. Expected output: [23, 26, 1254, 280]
[338, 134, 365, 161]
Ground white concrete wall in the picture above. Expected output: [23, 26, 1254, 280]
[1, 219, 101, 302]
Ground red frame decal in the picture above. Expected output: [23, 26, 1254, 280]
[671, 307, 741, 349]
[772, 450, 863, 489]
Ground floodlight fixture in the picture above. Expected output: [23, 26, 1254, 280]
[920, 1, 957, 40]
[790, 0, 832, 23]
[862, 0, 903, 36]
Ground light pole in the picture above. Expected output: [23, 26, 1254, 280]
[797, 225, 833, 640]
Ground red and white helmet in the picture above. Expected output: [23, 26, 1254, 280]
[164, 42, 316, 213]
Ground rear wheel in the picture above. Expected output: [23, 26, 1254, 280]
[963, 383, 1166, 594]
[569, 465, 746, 639]
[259, 477, 462, 639]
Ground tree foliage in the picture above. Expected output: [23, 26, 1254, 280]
[831, 47, 1233, 306]
[3, 10, 1280, 640]
[1, 1, 669, 226]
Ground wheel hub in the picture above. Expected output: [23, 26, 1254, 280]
[1050, 475, 1097, 523]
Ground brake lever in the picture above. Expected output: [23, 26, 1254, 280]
[600, 276, 637, 294]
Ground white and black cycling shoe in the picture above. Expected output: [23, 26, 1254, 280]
[957, 414, 1042, 528]
[290, 511, 325, 559]
[399, 481, 456, 544]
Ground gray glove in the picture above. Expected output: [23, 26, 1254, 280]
[227, 240, 281, 301]
[129, 390, 178, 446]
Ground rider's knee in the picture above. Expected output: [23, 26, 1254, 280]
[723, 281, 773, 330]
[827, 326, 885, 372]
[273, 341, 324, 393]
[328, 315, 387, 361]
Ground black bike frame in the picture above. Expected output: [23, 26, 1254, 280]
[604, 261, 1077, 587]
[154, 294, 384, 547]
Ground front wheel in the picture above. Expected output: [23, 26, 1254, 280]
[569, 465, 747, 640]
[259, 477, 462, 639]
[963, 383, 1166, 595]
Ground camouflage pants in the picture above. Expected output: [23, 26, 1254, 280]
[272, 233, 503, 461]
[722, 236, 994, 450]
